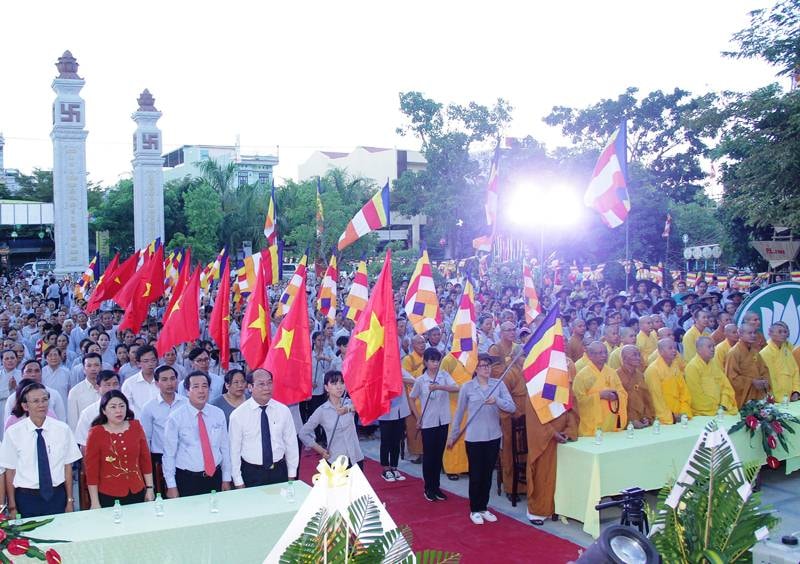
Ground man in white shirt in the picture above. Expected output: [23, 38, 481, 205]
[161, 347, 187, 382]
[120, 345, 159, 417]
[66, 352, 102, 431]
[74, 371, 120, 448]
[67, 312, 90, 356]
[178, 348, 223, 400]
[0, 348, 22, 432]
[0, 382, 81, 517]
[118, 343, 141, 381]
[4, 360, 66, 423]
[229, 369, 298, 488]
[140, 365, 186, 493]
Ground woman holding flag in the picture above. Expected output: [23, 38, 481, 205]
[447, 353, 515, 525]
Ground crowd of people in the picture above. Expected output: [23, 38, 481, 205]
[0, 265, 796, 531]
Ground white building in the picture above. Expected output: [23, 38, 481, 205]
[299, 146, 427, 248]
[0, 134, 20, 192]
[162, 144, 278, 187]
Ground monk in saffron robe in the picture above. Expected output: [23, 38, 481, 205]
[682, 309, 711, 362]
[440, 353, 471, 476]
[609, 327, 636, 370]
[566, 319, 586, 363]
[715, 324, 738, 367]
[742, 311, 768, 350]
[644, 338, 693, 424]
[685, 336, 738, 415]
[401, 335, 426, 461]
[709, 312, 732, 345]
[636, 316, 658, 360]
[489, 322, 527, 496]
[725, 324, 770, 407]
[525, 359, 579, 525]
[759, 322, 800, 402]
[573, 341, 628, 436]
[617, 345, 655, 428]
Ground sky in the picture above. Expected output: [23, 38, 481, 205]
[0, 1, 782, 187]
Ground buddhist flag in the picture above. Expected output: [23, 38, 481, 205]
[316, 255, 338, 323]
[200, 248, 227, 291]
[662, 213, 672, 238]
[264, 181, 277, 245]
[156, 267, 200, 356]
[277, 253, 308, 316]
[522, 304, 572, 424]
[342, 248, 403, 424]
[404, 248, 441, 334]
[163, 247, 191, 325]
[238, 246, 280, 293]
[164, 248, 183, 293]
[240, 257, 271, 368]
[337, 182, 390, 251]
[316, 178, 324, 239]
[119, 245, 165, 333]
[209, 256, 231, 371]
[585, 121, 630, 228]
[449, 278, 478, 374]
[472, 146, 500, 251]
[343, 260, 368, 322]
[74, 253, 100, 300]
[523, 264, 541, 324]
[86, 252, 120, 313]
[263, 272, 312, 405]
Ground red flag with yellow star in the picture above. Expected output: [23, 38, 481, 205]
[163, 247, 192, 325]
[262, 272, 311, 404]
[100, 252, 138, 311]
[155, 267, 201, 356]
[342, 248, 402, 424]
[209, 257, 231, 370]
[85, 252, 120, 313]
[240, 256, 271, 369]
[119, 245, 165, 333]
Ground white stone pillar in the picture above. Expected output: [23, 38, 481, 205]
[131, 89, 165, 249]
[51, 50, 89, 275]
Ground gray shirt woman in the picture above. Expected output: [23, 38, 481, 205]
[299, 398, 363, 464]
[449, 378, 515, 443]
[410, 370, 458, 429]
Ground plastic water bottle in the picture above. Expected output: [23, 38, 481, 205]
[680, 414, 689, 428]
[653, 419, 661, 435]
[782, 395, 790, 407]
[14, 513, 22, 526]
[594, 428, 603, 445]
[112, 500, 122, 524]
[154, 493, 164, 517]
[716, 406, 725, 422]
[285, 480, 296, 503]
[626, 422, 635, 439]
[209, 490, 219, 514]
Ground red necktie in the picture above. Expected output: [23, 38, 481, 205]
[197, 411, 216, 476]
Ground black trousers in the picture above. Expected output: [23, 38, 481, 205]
[241, 459, 288, 487]
[15, 485, 67, 518]
[421, 424, 448, 494]
[98, 488, 146, 508]
[466, 438, 501, 512]
[175, 466, 222, 497]
[379, 418, 405, 467]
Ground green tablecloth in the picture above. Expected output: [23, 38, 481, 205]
[554, 402, 800, 538]
[18, 482, 310, 563]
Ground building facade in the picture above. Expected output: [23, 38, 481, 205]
[162, 144, 278, 187]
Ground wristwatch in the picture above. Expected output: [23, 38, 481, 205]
[67, 498, 74, 502]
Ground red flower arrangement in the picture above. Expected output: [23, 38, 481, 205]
[731, 398, 800, 468]
[0, 515, 65, 563]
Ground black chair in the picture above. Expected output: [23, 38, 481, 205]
[509, 414, 528, 507]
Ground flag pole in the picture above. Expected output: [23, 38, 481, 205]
[625, 221, 630, 291]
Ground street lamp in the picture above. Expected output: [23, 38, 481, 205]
[682, 234, 689, 272]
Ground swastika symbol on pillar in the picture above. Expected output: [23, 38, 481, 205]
[60, 103, 82, 123]
[141, 133, 160, 151]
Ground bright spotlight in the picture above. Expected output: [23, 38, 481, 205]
[507, 182, 582, 227]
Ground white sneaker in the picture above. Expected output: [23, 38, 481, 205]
[469, 512, 484, 525]
[392, 470, 406, 481]
[480, 510, 497, 522]
[381, 470, 396, 482]
[526, 512, 547, 525]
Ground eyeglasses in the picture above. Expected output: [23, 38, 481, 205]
[477, 363, 491, 369]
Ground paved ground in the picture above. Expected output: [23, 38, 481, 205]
[357, 434, 800, 552]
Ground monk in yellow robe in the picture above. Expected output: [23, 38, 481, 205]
[616, 345, 655, 427]
[725, 324, 770, 407]
[401, 335, 426, 461]
[644, 338, 693, 424]
[602, 324, 620, 355]
[715, 324, 738, 367]
[489, 322, 527, 496]
[566, 319, 586, 363]
[682, 309, 711, 362]
[647, 329, 686, 371]
[709, 312, 732, 345]
[525, 360, 579, 524]
[573, 341, 628, 436]
[440, 353, 471, 476]
[609, 327, 636, 370]
[685, 336, 738, 415]
[759, 322, 800, 402]
[636, 316, 658, 360]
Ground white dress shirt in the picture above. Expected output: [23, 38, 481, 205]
[229, 397, 299, 487]
[140, 394, 187, 454]
[42, 364, 71, 411]
[118, 363, 139, 381]
[0, 416, 82, 488]
[4, 387, 66, 423]
[162, 403, 231, 488]
[66, 379, 100, 432]
[74, 399, 100, 446]
[177, 372, 224, 401]
[121, 371, 160, 418]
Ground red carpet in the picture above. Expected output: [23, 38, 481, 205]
[299, 452, 581, 564]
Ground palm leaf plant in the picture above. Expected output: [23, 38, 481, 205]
[279, 494, 460, 564]
[648, 420, 779, 563]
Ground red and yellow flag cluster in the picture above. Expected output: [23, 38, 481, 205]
[403, 249, 441, 334]
[449, 278, 478, 374]
[316, 255, 338, 323]
[522, 305, 571, 424]
[343, 260, 368, 322]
